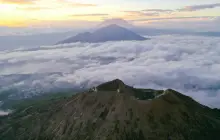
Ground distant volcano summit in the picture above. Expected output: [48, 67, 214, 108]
[98, 18, 134, 28]
[57, 24, 147, 44]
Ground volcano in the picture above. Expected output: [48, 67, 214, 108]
[0, 79, 220, 140]
[57, 24, 147, 44]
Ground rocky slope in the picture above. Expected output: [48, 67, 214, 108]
[0, 79, 220, 140]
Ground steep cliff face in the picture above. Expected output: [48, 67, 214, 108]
[0, 79, 220, 140]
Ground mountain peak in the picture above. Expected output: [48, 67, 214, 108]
[98, 18, 133, 28]
[113, 78, 124, 83]
[102, 24, 122, 28]
[57, 24, 147, 44]
[95, 24, 128, 33]
[96, 79, 126, 91]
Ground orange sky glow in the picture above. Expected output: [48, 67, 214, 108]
[0, 0, 220, 27]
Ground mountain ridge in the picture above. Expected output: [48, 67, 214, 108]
[0, 79, 220, 140]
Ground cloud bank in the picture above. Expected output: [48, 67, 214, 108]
[0, 0, 35, 5]
[0, 35, 220, 108]
[179, 3, 220, 11]
[0, 110, 11, 116]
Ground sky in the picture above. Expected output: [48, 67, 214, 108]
[0, 0, 220, 28]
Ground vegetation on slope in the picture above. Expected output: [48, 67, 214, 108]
[0, 79, 220, 140]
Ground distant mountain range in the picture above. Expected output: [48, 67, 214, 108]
[57, 24, 147, 44]
[1, 79, 220, 140]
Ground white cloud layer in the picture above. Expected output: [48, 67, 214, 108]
[0, 35, 220, 108]
[0, 110, 11, 116]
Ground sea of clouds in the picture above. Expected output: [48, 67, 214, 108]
[0, 110, 11, 116]
[0, 35, 220, 108]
